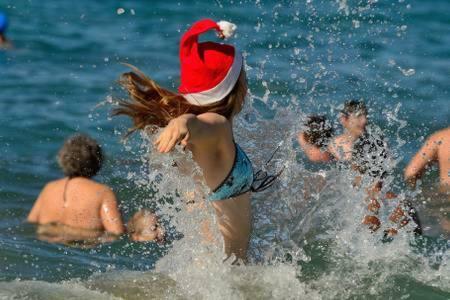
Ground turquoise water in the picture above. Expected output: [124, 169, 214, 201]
[0, 0, 449, 299]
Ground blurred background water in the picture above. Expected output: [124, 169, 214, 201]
[0, 0, 449, 299]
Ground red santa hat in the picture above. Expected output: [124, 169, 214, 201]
[178, 19, 243, 106]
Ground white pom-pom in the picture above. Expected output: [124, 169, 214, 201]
[217, 21, 237, 39]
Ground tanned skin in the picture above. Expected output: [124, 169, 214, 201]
[404, 127, 450, 192]
[298, 112, 367, 162]
[155, 112, 251, 262]
[27, 177, 124, 241]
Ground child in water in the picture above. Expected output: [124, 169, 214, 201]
[127, 209, 165, 242]
[114, 19, 253, 262]
[27, 134, 125, 243]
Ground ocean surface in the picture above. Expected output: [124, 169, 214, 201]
[0, 0, 449, 299]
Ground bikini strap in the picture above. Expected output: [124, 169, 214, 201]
[251, 144, 284, 193]
[63, 177, 71, 205]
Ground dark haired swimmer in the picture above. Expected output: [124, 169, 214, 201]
[297, 115, 334, 162]
[0, 12, 12, 49]
[27, 134, 124, 244]
[298, 100, 368, 163]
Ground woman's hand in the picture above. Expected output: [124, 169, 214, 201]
[155, 114, 194, 153]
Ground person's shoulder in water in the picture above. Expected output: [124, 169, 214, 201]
[298, 114, 334, 162]
[27, 134, 124, 238]
[127, 209, 165, 242]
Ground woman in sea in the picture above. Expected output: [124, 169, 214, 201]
[27, 134, 125, 244]
[114, 19, 255, 262]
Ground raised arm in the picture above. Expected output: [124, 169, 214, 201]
[155, 113, 228, 153]
[100, 188, 125, 235]
[404, 134, 438, 187]
[297, 132, 333, 163]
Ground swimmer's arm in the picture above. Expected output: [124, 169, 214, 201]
[155, 113, 228, 152]
[27, 188, 45, 223]
[297, 132, 333, 163]
[100, 189, 125, 235]
[404, 134, 438, 187]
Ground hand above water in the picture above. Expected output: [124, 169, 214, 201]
[155, 114, 194, 153]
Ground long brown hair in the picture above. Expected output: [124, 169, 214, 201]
[113, 65, 247, 134]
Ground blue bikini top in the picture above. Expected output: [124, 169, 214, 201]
[208, 143, 254, 201]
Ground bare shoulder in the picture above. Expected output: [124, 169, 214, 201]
[71, 178, 115, 197]
[420, 129, 448, 151]
[197, 112, 228, 125]
[195, 113, 232, 144]
[431, 128, 450, 144]
[91, 181, 115, 196]
[42, 179, 65, 192]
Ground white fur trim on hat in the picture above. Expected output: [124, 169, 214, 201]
[182, 51, 243, 106]
[217, 21, 237, 39]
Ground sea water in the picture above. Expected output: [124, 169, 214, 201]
[0, 0, 449, 299]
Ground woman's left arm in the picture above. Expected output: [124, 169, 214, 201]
[155, 113, 228, 153]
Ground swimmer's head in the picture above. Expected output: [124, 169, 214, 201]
[57, 134, 103, 178]
[127, 210, 165, 242]
[0, 12, 8, 34]
[114, 67, 247, 134]
[351, 132, 388, 183]
[303, 115, 334, 148]
[113, 19, 248, 134]
[340, 100, 368, 135]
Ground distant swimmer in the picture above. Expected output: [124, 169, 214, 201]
[127, 210, 165, 242]
[27, 134, 125, 244]
[0, 11, 12, 49]
[298, 100, 368, 162]
[405, 127, 450, 193]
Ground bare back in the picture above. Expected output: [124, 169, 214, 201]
[27, 177, 124, 235]
[185, 114, 236, 191]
